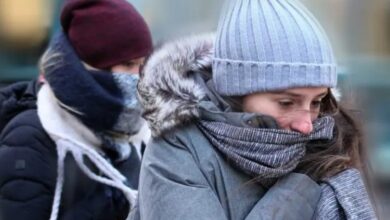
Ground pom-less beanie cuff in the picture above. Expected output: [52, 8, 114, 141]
[213, 58, 337, 96]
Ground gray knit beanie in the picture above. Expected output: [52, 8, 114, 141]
[213, 0, 337, 96]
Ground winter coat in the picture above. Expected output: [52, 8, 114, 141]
[0, 80, 141, 220]
[134, 34, 322, 220]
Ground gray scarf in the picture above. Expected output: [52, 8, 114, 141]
[199, 116, 376, 220]
[315, 169, 377, 220]
[198, 116, 335, 185]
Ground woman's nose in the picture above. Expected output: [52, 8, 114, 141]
[290, 111, 313, 135]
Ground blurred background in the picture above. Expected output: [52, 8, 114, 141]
[0, 0, 389, 211]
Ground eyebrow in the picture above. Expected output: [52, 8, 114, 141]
[271, 91, 328, 98]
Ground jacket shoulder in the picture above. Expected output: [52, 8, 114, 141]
[0, 109, 53, 147]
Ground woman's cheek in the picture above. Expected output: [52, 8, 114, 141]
[275, 116, 291, 130]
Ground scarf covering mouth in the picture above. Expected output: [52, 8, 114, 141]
[40, 31, 143, 136]
[38, 31, 144, 220]
[198, 116, 335, 184]
[199, 115, 376, 219]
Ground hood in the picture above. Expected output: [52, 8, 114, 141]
[0, 81, 40, 132]
[138, 34, 215, 137]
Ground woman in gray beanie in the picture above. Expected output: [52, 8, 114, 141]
[135, 0, 377, 219]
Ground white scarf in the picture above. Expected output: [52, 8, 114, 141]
[37, 84, 137, 220]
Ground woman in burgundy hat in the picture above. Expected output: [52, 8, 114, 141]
[0, 0, 152, 219]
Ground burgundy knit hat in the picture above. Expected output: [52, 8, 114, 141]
[61, 0, 153, 69]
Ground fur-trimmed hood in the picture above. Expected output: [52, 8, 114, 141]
[138, 34, 342, 137]
[138, 34, 215, 137]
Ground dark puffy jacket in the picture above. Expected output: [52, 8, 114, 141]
[0, 81, 141, 220]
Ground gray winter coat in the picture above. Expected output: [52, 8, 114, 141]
[134, 34, 322, 220]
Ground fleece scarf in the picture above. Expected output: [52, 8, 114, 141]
[41, 32, 143, 138]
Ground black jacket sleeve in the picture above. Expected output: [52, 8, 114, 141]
[0, 110, 58, 220]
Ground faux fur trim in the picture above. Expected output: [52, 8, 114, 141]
[138, 33, 215, 137]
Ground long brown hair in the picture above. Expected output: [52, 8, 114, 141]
[298, 91, 378, 214]
[296, 92, 369, 181]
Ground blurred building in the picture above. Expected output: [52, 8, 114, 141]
[303, 0, 390, 57]
[133, 0, 223, 42]
[0, 0, 61, 83]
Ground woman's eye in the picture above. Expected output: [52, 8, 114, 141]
[278, 100, 294, 107]
[124, 62, 135, 67]
[311, 100, 322, 108]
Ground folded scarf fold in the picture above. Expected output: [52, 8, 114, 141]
[198, 116, 335, 183]
[199, 115, 376, 219]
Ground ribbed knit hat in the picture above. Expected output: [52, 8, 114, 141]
[61, 0, 153, 69]
[213, 0, 337, 96]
